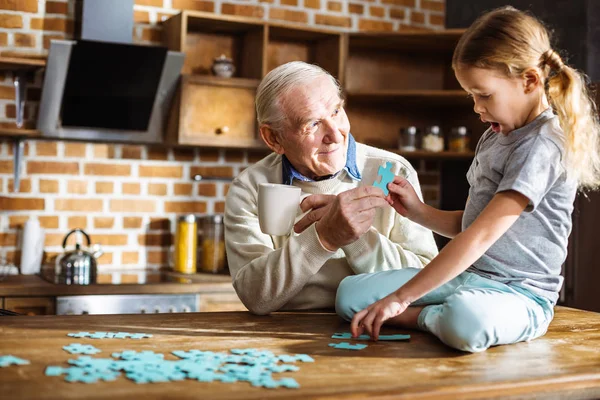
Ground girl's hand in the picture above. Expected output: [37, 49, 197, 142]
[350, 292, 411, 340]
[386, 176, 424, 221]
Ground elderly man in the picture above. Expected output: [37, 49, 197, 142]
[224, 61, 438, 315]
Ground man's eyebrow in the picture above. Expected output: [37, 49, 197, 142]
[295, 99, 345, 129]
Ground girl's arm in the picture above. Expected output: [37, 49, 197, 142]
[351, 189, 529, 339]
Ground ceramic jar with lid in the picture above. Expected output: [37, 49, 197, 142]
[211, 54, 235, 78]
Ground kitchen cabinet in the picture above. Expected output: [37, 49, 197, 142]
[199, 292, 246, 312]
[3, 296, 56, 316]
[162, 11, 478, 157]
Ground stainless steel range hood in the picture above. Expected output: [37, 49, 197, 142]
[37, 0, 184, 143]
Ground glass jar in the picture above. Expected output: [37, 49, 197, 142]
[198, 215, 227, 274]
[448, 126, 470, 152]
[422, 126, 444, 152]
[399, 126, 418, 151]
[174, 214, 197, 274]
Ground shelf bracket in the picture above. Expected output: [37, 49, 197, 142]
[12, 138, 24, 193]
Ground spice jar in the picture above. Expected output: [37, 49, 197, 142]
[422, 126, 444, 152]
[199, 215, 227, 274]
[174, 214, 197, 274]
[448, 126, 470, 152]
[399, 126, 418, 151]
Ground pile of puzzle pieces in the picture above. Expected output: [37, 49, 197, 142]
[46, 347, 313, 388]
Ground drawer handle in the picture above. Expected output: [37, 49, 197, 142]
[215, 126, 229, 135]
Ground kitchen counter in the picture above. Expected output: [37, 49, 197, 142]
[0, 272, 235, 297]
[0, 306, 599, 399]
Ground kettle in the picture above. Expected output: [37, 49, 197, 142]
[55, 229, 103, 285]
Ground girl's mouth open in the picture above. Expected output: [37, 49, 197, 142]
[490, 122, 501, 133]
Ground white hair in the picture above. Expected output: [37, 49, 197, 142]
[255, 61, 342, 133]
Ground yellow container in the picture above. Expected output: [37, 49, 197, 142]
[174, 214, 197, 274]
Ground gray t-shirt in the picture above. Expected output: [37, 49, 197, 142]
[462, 108, 577, 304]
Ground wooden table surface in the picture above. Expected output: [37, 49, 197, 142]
[1, 306, 599, 399]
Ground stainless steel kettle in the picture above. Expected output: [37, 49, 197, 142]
[55, 229, 103, 285]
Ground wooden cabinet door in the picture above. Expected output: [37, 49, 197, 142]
[199, 293, 247, 312]
[170, 76, 263, 148]
[4, 297, 56, 316]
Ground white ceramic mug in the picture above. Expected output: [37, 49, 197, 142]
[258, 183, 301, 236]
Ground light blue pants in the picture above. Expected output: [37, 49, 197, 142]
[336, 268, 554, 353]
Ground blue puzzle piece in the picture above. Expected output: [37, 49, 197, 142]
[112, 350, 164, 362]
[67, 331, 152, 339]
[328, 342, 368, 350]
[332, 332, 411, 341]
[0, 355, 30, 367]
[63, 343, 101, 355]
[373, 161, 395, 195]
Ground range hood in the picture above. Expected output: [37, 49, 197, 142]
[37, 0, 184, 143]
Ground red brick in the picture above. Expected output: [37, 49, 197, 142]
[39, 216, 59, 229]
[349, 3, 364, 14]
[369, 5, 385, 17]
[46, 1, 69, 14]
[327, 1, 342, 12]
[122, 252, 139, 264]
[135, 0, 163, 5]
[172, 0, 214, 12]
[139, 165, 183, 178]
[389, 7, 406, 20]
[358, 18, 394, 31]
[122, 182, 141, 195]
[134, 10, 150, 24]
[315, 14, 351, 28]
[280, 0, 297, 5]
[0, 0, 38, 13]
[55, 199, 103, 212]
[429, 13, 445, 26]
[93, 144, 116, 158]
[268, 7, 308, 23]
[0, 160, 12, 173]
[164, 201, 207, 213]
[148, 147, 169, 160]
[174, 183, 193, 196]
[91, 235, 128, 246]
[39, 179, 59, 193]
[0, 85, 15, 100]
[110, 199, 156, 213]
[35, 141, 57, 156]
[8, 215, 27, 229]
[30, 17, 68, 32]
[172, 148, 195, 161]
[148, 183, 167, 196]
[190, 166, 233, 179]
[147, 250, 169, 264]
[6, 104, 30, 119]
[224, 150, 244, 162]
[97, 253, 113, 266]
[411, 10, 425, 24]
[27, 161, 79, 175]
[0, 32, 7, 46]
[122, 145, 143, 160]
[197, 183, 217, 197]
[199, 149, 220, 162]
[84, 163, 131, 176]
[123, 217, 143, 229]
[221, 3, 264, 19]
[214, 201, 225, 213]
[0, 196, 44, 211]
[95, 181, 114, 194]
[44, 34, 64, 49]
[148, 218, 170, 231]
[0, 233, 17, 246]
[380, 0, 415, 6]
[94, 217, 115, 229]
[421, 0, 444, 12]
[16, 33, 37, 48]
[67, 216, 87, 230]
[304, 0, 321, 8]
[64, 143, 87, 157]
[67, 180, 88, 194]
[0, 13, 23, 28]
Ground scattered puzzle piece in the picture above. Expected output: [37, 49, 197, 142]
[332, 332, 411, 341]
[67, 331, 152, 339]
[63, 343, 101, 355]
[373, 161, 395, 196]
[328, 342, 368, 350]
[0, 355, 30, 368]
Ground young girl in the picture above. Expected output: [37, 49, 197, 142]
[335, 6, 600, 353]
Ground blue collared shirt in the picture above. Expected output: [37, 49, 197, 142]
[281, 133, 362, 185]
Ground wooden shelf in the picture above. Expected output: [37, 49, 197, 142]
[0, 55, 46, 71]
[182, 74, 260, 88]
[0, 127, 40, 138]
[349, 29, 466, 52]
[347, 90, 469, 106]
[387, 149, 475, 160]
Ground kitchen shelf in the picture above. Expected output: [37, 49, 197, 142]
[348, 29, 466, 52]
[0, 127, 40, 138]
[0, 55, 46, 71]
[183, 74, 260, 88]
[346, 90, 470, 106]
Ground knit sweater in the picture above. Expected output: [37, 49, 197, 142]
[224, 143, 439, 315]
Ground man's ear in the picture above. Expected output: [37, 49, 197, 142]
[522, 68, 543, 94]
[259, 125, 285, 154]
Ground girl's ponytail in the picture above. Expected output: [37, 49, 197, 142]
[544, 50, 600, 190]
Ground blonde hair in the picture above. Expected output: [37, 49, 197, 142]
[452, 6, 600, 190]
[255, 61, 342, 134]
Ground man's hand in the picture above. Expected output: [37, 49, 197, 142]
[294, 186, 389, 251]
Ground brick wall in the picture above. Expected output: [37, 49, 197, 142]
[0, 0, 445, 278]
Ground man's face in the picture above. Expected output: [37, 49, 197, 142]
[276, 76, 350, 180]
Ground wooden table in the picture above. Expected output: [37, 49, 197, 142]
[1, 307, 599, 399]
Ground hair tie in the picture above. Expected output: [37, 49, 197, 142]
[541, 49, 564, 72]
